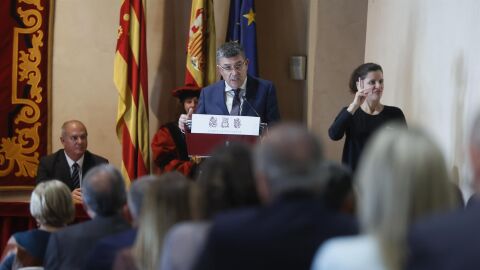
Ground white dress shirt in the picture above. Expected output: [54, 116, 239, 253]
[64, 152, 85, 183]
[224, 78, 247, 114]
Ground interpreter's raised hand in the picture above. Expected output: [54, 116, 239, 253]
[72, 188, 83, 204]
[178, 108, 194, 132]
[348, 78, 371, 113]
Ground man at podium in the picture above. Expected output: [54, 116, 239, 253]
[179, 42, 280, 130]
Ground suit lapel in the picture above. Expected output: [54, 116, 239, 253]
[82, 151, 91, 175]
[217, 82, 229, 115]
[243, 76, 258, 116]
[57, 150, 73, 189]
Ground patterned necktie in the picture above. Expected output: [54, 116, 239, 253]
[230, 89, 241, 116]
[71, 163, 80, 188]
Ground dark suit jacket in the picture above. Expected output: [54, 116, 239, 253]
[36, 149, 108, 190]
[196, 76, 280, 124]
[44, 215, 131, 270]
[83, 228, 137, 270]
[194, 195, 358, 270]
[408, 203, 480, 270]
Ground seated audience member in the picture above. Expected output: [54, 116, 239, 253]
[193, 123, 358, 270]
[0, 180, 74, 270]
[151, 86, 201, 177]
[311, 125, 459, 270]
[84, 175, 157, 270]
[408, 113, 480, 270]
[36, 120, 108, 203]
[44, 164, 130, 270]
[113, 172, 192, 270]
[319, 161, 356, 215]
[160, 143, 260, 270]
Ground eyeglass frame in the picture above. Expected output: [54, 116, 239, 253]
[216, 59, 248, 73]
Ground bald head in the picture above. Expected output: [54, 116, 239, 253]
[60, 120, 88, 161]
[254, 123, 324, 201]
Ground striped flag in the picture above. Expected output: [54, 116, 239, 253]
[226, 0, 259, 76]
[185, 0, 216, 88]
[114, 0, 149, 183]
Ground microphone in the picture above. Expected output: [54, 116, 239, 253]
[241, 95, 267, 134]
[241, 95, 260, 118]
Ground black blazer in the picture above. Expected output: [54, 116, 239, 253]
[36, 149, 108, 190]
[196, 75, 281, 124]
[408, 203, 480, 270]
[44, 215, 130, 270]
[194, 196, 358, 270]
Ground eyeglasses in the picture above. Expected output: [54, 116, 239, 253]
[217, 61, 247, 72]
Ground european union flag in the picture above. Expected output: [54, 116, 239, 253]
[226, 0, 259, 77]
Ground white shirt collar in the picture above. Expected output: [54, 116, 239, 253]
[64, 151, 85, 169]
[224, 77, 248, 93]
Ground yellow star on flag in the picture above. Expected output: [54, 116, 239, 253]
[243, 8, 256, 26]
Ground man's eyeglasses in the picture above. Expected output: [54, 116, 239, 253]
[217, 61, 247, 72]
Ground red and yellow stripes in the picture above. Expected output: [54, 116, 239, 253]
[185, 0, 216, 87]
[114, 0, 149, 183]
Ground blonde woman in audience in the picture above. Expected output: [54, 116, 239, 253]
[311, 125, 460, 270]
[113, 172, 192, 270]
[0, 180, 75, 270]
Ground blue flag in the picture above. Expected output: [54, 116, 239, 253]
[226, 0, 259, 77]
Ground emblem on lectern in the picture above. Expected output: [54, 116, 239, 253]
[234, 118, 241, 129]
[221, 117, 229, 128]
[209, 117, 217, 128]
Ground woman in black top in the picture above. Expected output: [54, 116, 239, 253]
[329, 63, 407, 172]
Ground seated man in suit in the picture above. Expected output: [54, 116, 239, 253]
[408, 112, 480, 270]
[193, 123, 358, 270]
[83, 174, 157, 270]
[179, 42, 280, 131]
[44, 164, 131, 270]
[36, 120, 108, 202]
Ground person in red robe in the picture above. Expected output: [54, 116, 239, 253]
[151, 86, 201, 177]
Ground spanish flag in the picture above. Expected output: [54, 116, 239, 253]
[185, 0, 216, 88]
[114, 0, 149, 183]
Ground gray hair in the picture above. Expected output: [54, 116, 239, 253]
[30, 180, 75, 227]
[128, 175, 158, 221]
[357, 125, 457, 270]
[254, 123, 324, 199]
[216, 41, 246, 63]
[82, 164, 126, 217]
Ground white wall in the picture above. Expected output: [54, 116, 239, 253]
[365, 0, 480, 198]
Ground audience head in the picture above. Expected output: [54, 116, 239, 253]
[470, 112, 480, 188]
[133, 171, 192, 270]
[216, 42, 248, 89]
[60, 120, 88, 161]
[357, 125, 458, 270]
[81, 164, 126, 218]
[30, 180, 75, 228]
[349, 62, 383, 94]
[127, 175, 157, 225]
[254, 123, 324, 203]
[319, 161, 355, 214]
[195, 143, 259, 218]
